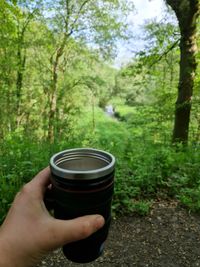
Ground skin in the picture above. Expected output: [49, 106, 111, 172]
[0, 167, 105, 267]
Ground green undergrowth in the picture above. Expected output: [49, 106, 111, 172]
[1, 107, 200, 223]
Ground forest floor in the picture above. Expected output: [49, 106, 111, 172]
[37, 200, 200, 267]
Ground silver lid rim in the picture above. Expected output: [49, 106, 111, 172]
[50, 148, 115, 180]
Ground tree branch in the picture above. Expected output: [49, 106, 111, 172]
[69, 0, 91, 34]
[150, 38, 180, 67]
[21, 7, 39, 37]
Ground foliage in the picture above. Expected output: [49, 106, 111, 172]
[1, 107, 200, 223]
[1, 1, 200, 224]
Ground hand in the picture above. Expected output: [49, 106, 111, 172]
[0, 167, 105, 267]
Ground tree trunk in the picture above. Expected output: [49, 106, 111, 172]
[48, 61, 58, 143]
[92, 93, 95, 131]
[48, 40, 66, 143]
[166, 0, 199, 144]
[16, 43, 26, 128]
[172, 31, 196, 143]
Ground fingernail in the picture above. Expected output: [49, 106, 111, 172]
[95, 215, 105, 229]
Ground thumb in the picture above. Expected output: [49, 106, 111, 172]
[49, 215, 105, 248]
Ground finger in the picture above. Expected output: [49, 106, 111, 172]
[29, 167, 51, 196]
[49, 215, 105, 248]
[30, 167, 51, 189]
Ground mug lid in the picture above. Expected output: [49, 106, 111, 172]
[50, 148, 115, 180]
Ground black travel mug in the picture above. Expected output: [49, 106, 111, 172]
[49, 148, 115, 263]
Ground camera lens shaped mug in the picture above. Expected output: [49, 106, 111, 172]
[49, 148, 115, 263]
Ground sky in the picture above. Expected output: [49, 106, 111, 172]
[114, 0, 168, 67]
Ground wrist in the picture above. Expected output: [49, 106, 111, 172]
[0, 230, 29, 267]
[0, 233, 14, 267]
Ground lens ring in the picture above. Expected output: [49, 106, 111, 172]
[50, 148, 115, 180]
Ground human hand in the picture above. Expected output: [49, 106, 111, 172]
[0, 167, 105, 267]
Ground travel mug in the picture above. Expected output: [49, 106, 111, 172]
[49, 148, 115, 263]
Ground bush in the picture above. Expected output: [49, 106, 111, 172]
[1, 106, 200, 223]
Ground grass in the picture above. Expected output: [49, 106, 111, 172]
[1, 104, 200, 223]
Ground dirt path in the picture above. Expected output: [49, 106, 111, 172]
[37, 201, 200, 267]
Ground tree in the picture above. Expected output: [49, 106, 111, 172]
[0, 1, 18, 136]
[14, 2, 41, 127]
[166, 0, 200, 143]
[42, 0, 133, 143]
[0, 0, 42, 130]
[0, 0, 133, 143]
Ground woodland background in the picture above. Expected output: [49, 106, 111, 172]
[0, 0, 200, 223]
